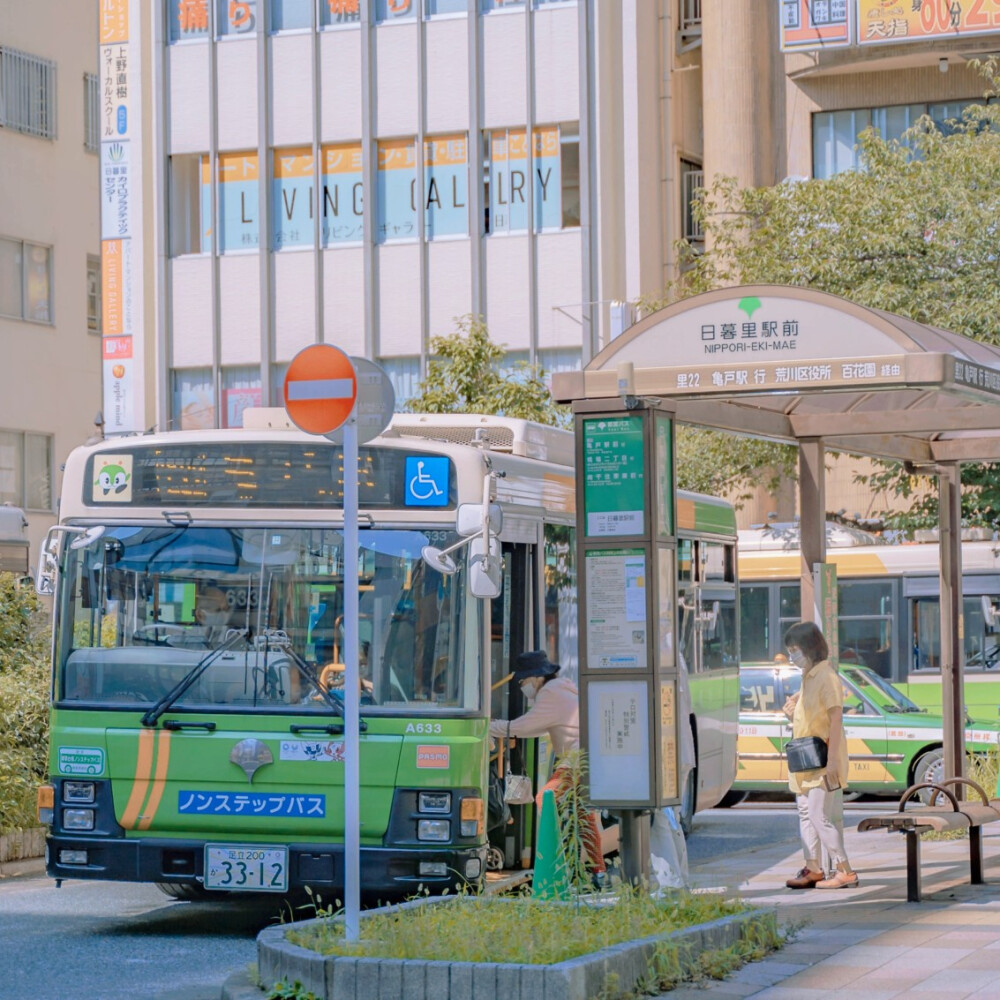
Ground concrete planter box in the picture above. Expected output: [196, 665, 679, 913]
[0, 827, 45, 863]
[256, 899, 777, 1000]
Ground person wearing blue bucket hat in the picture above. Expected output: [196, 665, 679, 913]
[489, 650, 606, 885]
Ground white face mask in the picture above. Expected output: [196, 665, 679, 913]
[788, 649, 807, 668]
[519, 678, 541, 702]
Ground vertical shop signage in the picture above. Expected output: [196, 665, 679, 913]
[99, 0, 144, 434]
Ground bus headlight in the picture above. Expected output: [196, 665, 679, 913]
[460, 796, 484, 837]
[418, 791, 451, 814]
[62, 808, 95, 831]
[417, 819, 450, 842]
[63, 781, 96, 804]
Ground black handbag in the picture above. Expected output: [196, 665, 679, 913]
[785, 736, 828, 773]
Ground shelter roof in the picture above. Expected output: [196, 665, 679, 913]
[551, 286, 1000, 465]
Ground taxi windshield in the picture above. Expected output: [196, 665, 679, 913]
[840, 666, 922, 713]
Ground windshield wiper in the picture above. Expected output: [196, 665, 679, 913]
[141, 629, 249, 728]
[280, 643, 367, 731]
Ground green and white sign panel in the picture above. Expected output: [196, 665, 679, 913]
[582, 416, 645, 537]
[58, 746, 106, 775]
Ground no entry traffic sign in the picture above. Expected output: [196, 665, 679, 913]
[283, 344, 357, 435]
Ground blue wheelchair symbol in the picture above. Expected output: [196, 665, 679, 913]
[404, 457, 449, 507]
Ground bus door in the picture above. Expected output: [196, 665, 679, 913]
[489, 541, 535, 869]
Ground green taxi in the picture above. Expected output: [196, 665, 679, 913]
[731, 663, 1000, 798]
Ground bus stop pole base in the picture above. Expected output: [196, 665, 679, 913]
[619, 810, 652, 888]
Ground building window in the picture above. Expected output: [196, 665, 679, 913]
[0, 237, 52, 324]
[87, 255, 101, 335]
[0, 431, 53, 511]
[679, 0, 701, 44]
[168, 154, 209, 255]
[271, 0, 313, 31]
[0, 46, 57, 139]
[217, 0, 258, 36]
[375, 0, 416, 21]
[481, 0, 525, 10]
[537, 347, 582, 386]
[320, 0, 361, 28]
[680, 159, 703, 249]
[218, 152, 260, 251]
[222, 367, 263, 427]
[321, 143, 364, 245]
[425, 135, 468, 238]
[377, 139, 418, 242]
[84, 73, 99, 152]
[425, 0, 467, 15]
[270, 362, 290, 406]
[171, 368, 216, 430]
[812, 100, 990, 178]
[273, 147, 314, 249]
[484, 125, 576, 234]
[378, 356, 421, 407]
[169, 0, 211, 41]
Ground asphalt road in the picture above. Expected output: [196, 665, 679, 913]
[0, 798, 897, 1000]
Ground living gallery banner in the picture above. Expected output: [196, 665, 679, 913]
[198, 137, 472, 250]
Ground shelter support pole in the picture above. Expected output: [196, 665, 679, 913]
[798, 438, 826, 627]
[938, 463, 965, 788]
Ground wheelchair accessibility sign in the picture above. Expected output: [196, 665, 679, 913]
[404, 456, 449, 506]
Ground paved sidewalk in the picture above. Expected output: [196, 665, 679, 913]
[664, 821, 1000, 999]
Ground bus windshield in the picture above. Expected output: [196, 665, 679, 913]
[57, 524, 480, 714]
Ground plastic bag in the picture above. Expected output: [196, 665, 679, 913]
[504, 767, 534, 805]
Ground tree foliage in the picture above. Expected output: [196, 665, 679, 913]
[406, 315, 570, 427]
[643, 68, 1000, 530]
[0, 576, 51, 832]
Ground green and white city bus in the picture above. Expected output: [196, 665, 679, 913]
[739, 525, 1000, 720]
[34, 413, 738, 898]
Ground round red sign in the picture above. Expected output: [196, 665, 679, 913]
[283, 345, 358, 435]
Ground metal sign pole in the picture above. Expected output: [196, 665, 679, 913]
[343, 412, 360, 941]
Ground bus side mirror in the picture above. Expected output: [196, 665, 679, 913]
[468, 535, 501, 599]
[456, 502, 503, 538]
[35, 537, 58, 597]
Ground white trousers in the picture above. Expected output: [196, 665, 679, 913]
[796, 785, 849, 870]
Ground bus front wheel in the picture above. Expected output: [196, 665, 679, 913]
[679, 767, 696, 837]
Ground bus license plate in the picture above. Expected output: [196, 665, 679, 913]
[204, 844, 288, 892]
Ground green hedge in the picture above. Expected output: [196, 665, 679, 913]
[0, 576, 51, 834]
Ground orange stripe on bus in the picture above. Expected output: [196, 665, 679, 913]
[138, 730, 172, 831]
[120, 728, 155, 830]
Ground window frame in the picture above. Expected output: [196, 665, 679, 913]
[0, 46, 58, 140]
[84, 72, 99, 153]
[0, 235, 54, 326]
[0, 429, 54, 512]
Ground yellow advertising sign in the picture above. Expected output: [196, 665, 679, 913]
[217, 152, 259, 183]
[274, 147, 313, 180]
[491, 127, 559, 162]
[102, 239, 123, 336]
[322, 143, 363, 174]
[99, 0, 129, 44]
[424, 135, 467, 167]
[378, 139, 416, 172]
[858, 0, 1000, 44]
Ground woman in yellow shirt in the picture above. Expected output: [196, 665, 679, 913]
[781, 621, 859, 890]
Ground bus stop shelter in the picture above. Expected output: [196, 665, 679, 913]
[552, 284, 1000, 787]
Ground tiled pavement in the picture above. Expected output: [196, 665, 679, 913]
[663, 822, 1000, 999]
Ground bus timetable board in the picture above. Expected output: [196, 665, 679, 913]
[85, 444, 455, 509]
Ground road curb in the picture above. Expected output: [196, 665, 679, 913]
[221, 969, 266, 1000]
[256, 903, 778, 1000]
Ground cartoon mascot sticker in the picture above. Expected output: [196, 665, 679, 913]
[93, 455, 133, 502]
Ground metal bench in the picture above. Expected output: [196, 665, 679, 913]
[858, 777, 1000, 902]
